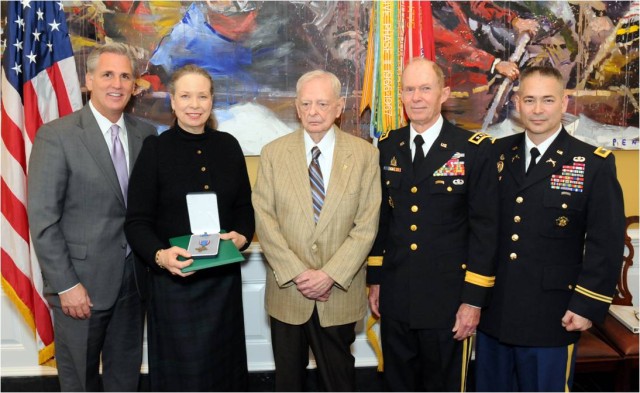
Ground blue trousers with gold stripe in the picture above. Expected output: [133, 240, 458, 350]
[475, 331, 576, 392]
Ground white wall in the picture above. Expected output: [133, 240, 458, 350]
[0, 244, 380, 376]
[2, 234, 638, 377]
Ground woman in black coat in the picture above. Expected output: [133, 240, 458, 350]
[125, 64, 254, 391]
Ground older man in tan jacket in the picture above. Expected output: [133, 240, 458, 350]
[253, 70, 380, 391]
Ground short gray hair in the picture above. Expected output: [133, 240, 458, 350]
[296, 70, 342, 99]
[86, 43, 137, 76]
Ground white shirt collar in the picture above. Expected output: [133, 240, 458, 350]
[303, 127, 336, 189]
[410, 115, 443, 158]
[89, 100, 126, 136]
[304, 127, 336, 158]
[525, 125, 562, 160]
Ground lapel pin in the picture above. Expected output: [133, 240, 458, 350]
[400, 141, 405, 147]
[440, 142, 448, 148]
[497, 161, 504, 173]
[557, 150, 563, 155]
[500, 154, 505, 161]
[512, 154, 520, 163]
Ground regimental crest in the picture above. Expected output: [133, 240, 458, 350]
[556, 216, 569, 227]
[383, 156, 402, 172]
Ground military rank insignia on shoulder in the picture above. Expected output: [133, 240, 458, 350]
[378, 128, 395, 142]
[594, 146, 612, 158]
[468, 132, 491, 145]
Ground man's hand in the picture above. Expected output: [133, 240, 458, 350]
[316, 287, 332, 302]
[452, 303, 480, 341]
[495, 61, 520, 81]
[512, 18, 540, 37]
[60, 284, 93, 319]
[294, 269, 335, 299]
[368, 284, 380, 318]
[561, 310, 593, 331]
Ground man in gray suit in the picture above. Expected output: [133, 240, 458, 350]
[28, 43, 156, 391]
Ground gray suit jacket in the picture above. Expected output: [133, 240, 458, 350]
[28, 104, 156, 310]
[253, 127, 381, 327]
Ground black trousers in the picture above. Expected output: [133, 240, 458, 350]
[270, 307, 357, 392]
[381, 315, 473, 392]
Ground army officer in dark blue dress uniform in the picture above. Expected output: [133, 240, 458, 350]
[475, 66, 625, 392]
[367, 58, 499, 391]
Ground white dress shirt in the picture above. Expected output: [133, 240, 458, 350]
[304, 127, 336, 190]
[410, 115, 444, 160]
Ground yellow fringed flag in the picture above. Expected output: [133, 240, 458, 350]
[362, 0, 436, 372]
[360, 6, 376, 116]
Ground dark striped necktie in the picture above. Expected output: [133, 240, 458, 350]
[309, 146, 325, 223]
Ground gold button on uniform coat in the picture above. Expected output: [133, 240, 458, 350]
[368, 121, 499, 330]
[479, 128, 625, 348]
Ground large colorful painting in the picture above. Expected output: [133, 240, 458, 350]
[2, 1, 637, 153]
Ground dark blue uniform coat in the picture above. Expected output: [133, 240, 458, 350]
[478, 129, 625, 347]
[368, 120, 498, 329]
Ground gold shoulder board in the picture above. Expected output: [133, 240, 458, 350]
[469, 132, 491, 145]
[594, 146, 612, 158]
[378, 128, 394, 142]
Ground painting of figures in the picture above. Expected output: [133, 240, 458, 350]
[2, 1, 637, 152]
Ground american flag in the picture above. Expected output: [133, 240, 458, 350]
[1, 0, 82, 365]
